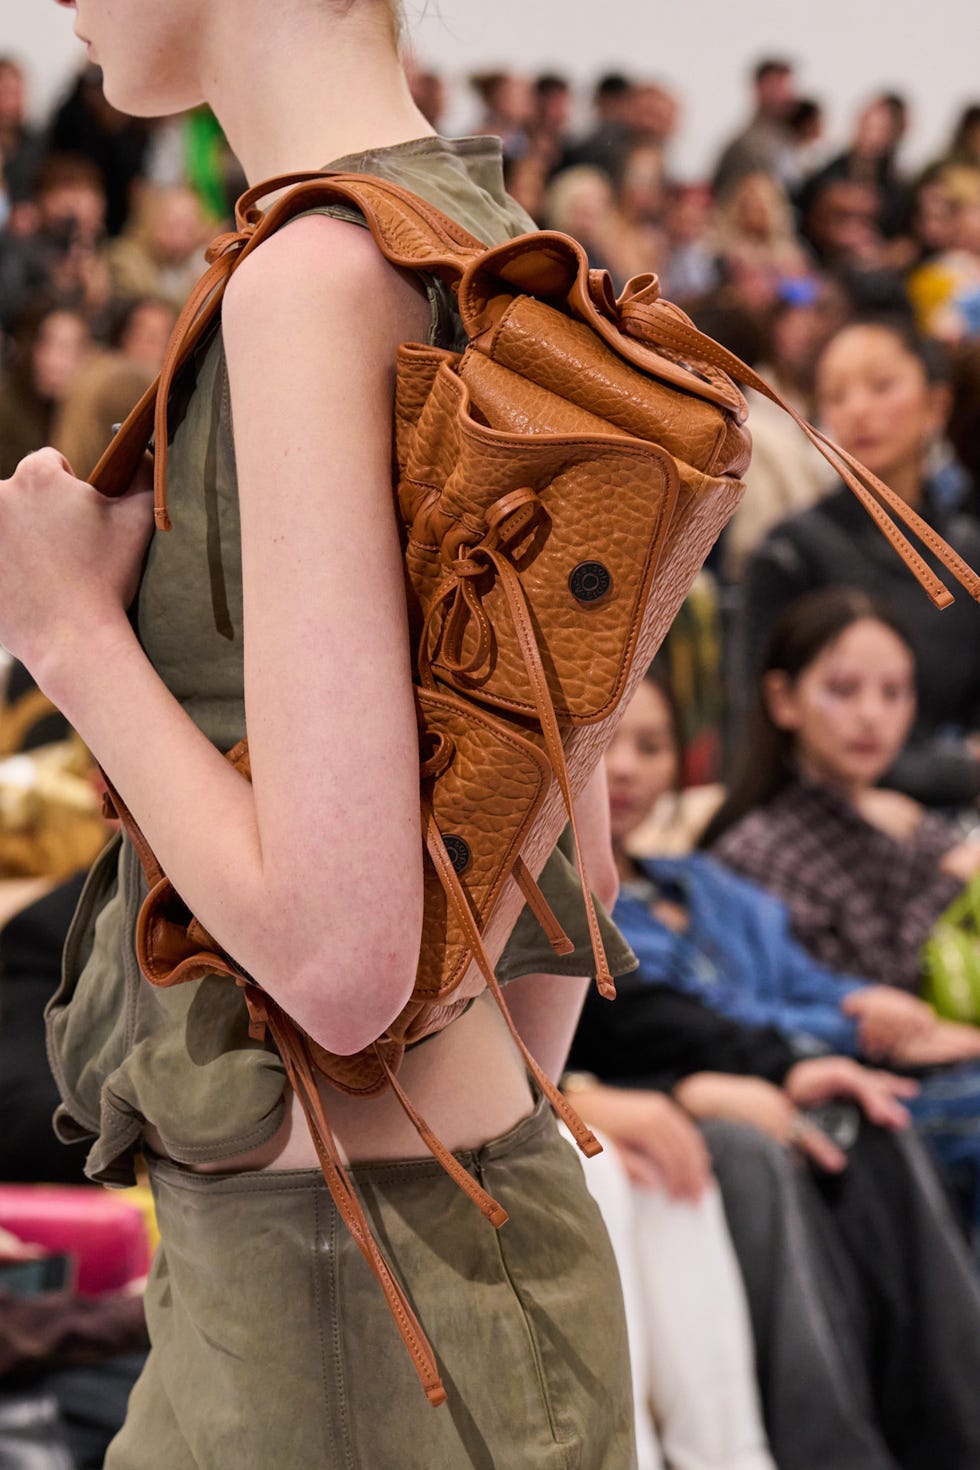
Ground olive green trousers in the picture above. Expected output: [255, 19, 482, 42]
[105, 1094, 636, 1469]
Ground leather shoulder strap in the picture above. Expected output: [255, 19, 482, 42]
[88, 170, 489, 522]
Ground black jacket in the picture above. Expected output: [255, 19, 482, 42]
[568, 975, 796, 1093]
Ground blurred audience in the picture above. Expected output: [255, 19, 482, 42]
[0, 299, 90, 477]
[712, 58, 799, 201]
[741, 317, 980, 805]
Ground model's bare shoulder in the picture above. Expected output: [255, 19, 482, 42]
[222, 210, 431, 352]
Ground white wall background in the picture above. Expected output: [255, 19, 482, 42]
[5, 1, 979, 179]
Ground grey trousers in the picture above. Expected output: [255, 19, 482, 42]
[705, 1116, 980, 1470]
[105, 1094, 636, 1470]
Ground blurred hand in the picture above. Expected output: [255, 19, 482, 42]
[784, 1056, 918, 1131]
[673, 1070, 847, 1174]
[567, 1081, 712, 1201]
[889, 1018, 980, 1067]
[842, 985, 936, 1057]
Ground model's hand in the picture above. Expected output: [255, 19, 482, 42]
[784, 1056, 918, 1130]
[568, 1082, 712, 1201]
[841, 985, 935, 1057]
[0, 448, 154, 674]
[673, 1071, 848, 1173]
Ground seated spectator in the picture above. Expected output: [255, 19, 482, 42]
[0, 299, 90, 478]
[53, 295, 176, 479]
[709, 589, 980, 1003]
[703, 591, 980, 1222]
[720, 279, 843, 581]
[616, 140, 671, 281]
[799, 93, 911, 244]
[527, 73, 573, 178]
[100, 182, 209, 314]
[713, 170, 812, 287]
[562, 72, 634, 183]
[0, 56, 44, 214]
[711, 58, 798, 202]
[560, 1089, 774, 1470]
[742, 315, 980, 804]
[660, 182, 719, 303]
[906, 164, 980, 342]
[541, 165, 626, 279]
[0, 154, 108, 333]
[628, 81, 680, 152]
[565, 666, 980, 1467]
[799, 174, 890, 277]
[782, 97, 825, 200]
[46, 61, 150, 238]
[467, 69, 534, 162]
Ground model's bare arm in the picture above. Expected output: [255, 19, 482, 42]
[5, 217, 431, 1055]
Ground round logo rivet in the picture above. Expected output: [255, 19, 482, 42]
[569, 561, 612, 603]
[443, 834, 471, 874]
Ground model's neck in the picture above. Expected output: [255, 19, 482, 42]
[200, 8, 436, 185]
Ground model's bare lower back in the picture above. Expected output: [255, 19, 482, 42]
[144, 986, 569, 1172]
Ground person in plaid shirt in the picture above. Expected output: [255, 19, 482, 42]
[705, 587, 980, 1244]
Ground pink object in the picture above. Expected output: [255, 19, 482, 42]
[0, 1185, 150, 1295]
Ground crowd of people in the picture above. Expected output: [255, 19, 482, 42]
[3, 38, 980, 1470]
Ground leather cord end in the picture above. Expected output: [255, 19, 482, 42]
[154, 506, 173, 532]
[425, 1382, 449, 1408]
[596, 974, 617, 1000]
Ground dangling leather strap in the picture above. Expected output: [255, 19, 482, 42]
[422, 795, 603, 1159]
[260, 999, 448, 1408]
[619, 295, 980, 610]
[511, 856, 575, 957]
[373, 1045, 509, 1227]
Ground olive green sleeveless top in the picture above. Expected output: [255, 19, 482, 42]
[46, 137, 635, 1184]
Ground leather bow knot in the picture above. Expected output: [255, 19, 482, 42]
[422, 487, 545, 685]
[205, 226, 256, 265]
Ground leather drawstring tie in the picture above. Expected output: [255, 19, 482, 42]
[419, 487, 617, 1000]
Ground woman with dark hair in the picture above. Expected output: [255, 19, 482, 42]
[0, 298, 90, 477]
[3, 1, 639, 1464]
[706, 587, 980, 993]
[741, 315, 980, 806]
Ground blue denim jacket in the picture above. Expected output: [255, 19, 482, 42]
[612, 853, 865, 1054]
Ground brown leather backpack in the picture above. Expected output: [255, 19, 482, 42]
[90, 172, 980, 1404]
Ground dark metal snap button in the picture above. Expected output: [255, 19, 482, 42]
[569, 561, 612, 603]
[442, 834, 471, 874]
